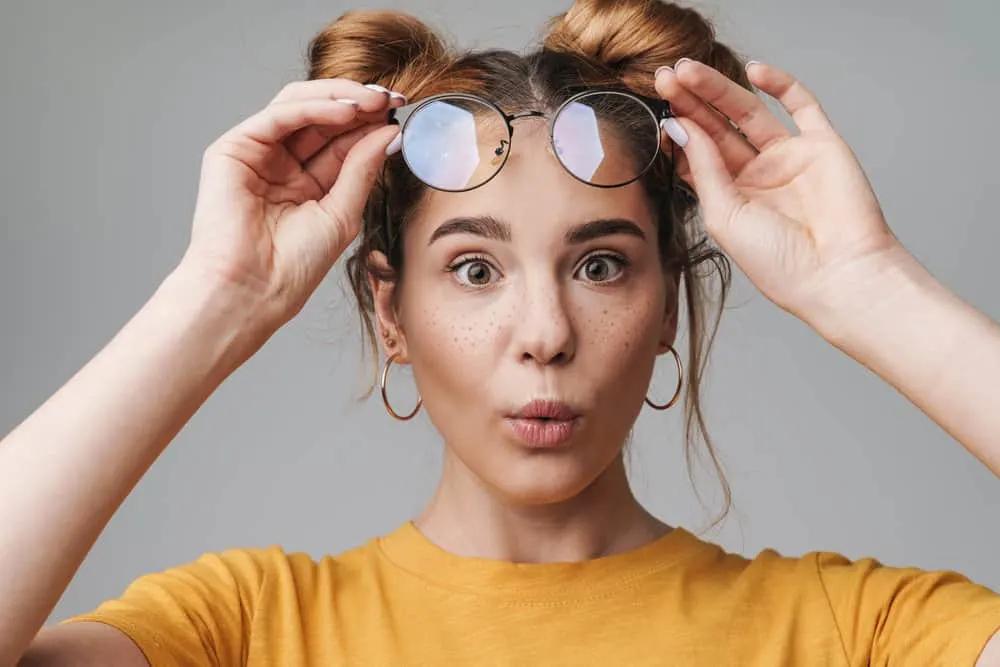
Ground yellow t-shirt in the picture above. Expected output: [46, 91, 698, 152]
[63, 522, 1000, 666]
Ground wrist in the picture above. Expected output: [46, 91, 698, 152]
[804, 243, 940, 352]
[156, 265, 275, 380]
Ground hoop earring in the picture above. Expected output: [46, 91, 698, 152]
[645, 346, 683, 411]
[380, 353, 422, 421]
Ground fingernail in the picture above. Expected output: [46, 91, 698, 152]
[385, 131, 403, 156]
[745, 60, 763, 73]
[334, 98, 360, 108]
[389, 92, 407, 104]
[364, 84, 390, 94]
[655, 65, 674, 78]
[674, 58, 694, 70]
[661, 117, 688, 148]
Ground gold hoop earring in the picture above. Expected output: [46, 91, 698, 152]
[645, 346, 683, 411]
[380, 353, 422, 421]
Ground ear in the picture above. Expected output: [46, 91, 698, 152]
[656, 272, 680, 355]
[368, 251, 410, 363]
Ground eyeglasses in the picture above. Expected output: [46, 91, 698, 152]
[386, 87, 675, 192]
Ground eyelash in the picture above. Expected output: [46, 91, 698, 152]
[445, 254, 497, 287]
[445, 253, 630, 287]
[578, 253, 630, 284]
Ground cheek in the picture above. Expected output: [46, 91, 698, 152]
[400, 286, 512, 389]
[578, 288, 665, 363]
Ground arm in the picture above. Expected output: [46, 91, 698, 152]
[0, 268, 257, 666]
[0, 77, 401, 666]
[814, 244, 1000, 476]
[981, 633, 1000, 667]
[654, 57, 1000, 665]
[654, 59, 1000, 476]
[18, 623, 148, 667]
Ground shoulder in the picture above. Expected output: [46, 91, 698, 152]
[675, 530, 1000, 664]
[144, 543, 295, 596]
[203, 534, 394, 602]
[678, 529, 997, 602]
[670, 528, 826, 589]
[193, 537, 384, 592]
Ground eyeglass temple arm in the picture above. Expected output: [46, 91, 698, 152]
[647, 96, 675, 122]
[387, 103, 418, 127]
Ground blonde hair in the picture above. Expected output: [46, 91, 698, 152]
[306, 0, 751, 529]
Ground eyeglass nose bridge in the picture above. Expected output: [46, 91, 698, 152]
[505, 109, 571, 163]
[491, 109, 551, 164]
[507, 109, 547, 123]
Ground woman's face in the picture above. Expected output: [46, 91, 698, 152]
[373, 119, 677, 505]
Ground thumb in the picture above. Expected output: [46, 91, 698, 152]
[318, 124, 400, 245]
[670, 117, 745, 231]
[273, 124, 399, 284]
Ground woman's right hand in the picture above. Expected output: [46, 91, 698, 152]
[2, 80, 405, 667]
[178, 79, 404, 339]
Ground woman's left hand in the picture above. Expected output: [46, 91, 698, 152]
[656, 61, 1000, 481]
[654, 60, 904, 333]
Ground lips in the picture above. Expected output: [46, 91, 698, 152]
[506, 399, 581, 448]
[512, 399, 579, 421]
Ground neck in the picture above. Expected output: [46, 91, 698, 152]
[413, 450, 671, 563]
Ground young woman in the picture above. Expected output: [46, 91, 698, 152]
[4, 0, 1000, 665]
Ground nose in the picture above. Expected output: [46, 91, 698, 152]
[511, 277, 577, 367]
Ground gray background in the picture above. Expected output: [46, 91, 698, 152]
[1, 0, 998, 624]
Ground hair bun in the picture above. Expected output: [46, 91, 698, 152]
[543, 0, 748, 92]
[306, 9, 454, 97]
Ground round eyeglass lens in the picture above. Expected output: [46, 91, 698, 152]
[551, 91, 660, 187]
[401, 96, 511, 192]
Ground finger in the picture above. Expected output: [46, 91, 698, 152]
[274, 124, 400, 273]
[672, 117, 745, 232]
[672, 59, 792, 151]
[270, 79, 404, 111]
[673, 150, 693, 188]
[283, 103, 402, 164]
[744, 62, 832, 134]
[655, 66, 758, 174]
[303, 122, 390, 193]
[229, 98, 364, 147]
[657, 132, 694, 188]
[317, 125, 401, 250]
[282, 86, 407, 164]
[285, 123, 358, 164]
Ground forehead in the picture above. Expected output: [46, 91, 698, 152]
[407, 119, 657, 241]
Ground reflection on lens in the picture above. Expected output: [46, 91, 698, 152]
[551, 91, 659, 187]
[401, 96, 510, 192]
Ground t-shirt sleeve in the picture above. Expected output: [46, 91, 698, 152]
[814, 551, 1000, 665]
[59, 546, 278, 667]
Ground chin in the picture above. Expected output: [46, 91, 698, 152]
[484, 455, 605, 506]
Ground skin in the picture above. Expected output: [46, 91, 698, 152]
[372, 118, 677, 561]
[1, 60, 997, 665]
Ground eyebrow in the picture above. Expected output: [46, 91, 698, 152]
[565, 218, 647, 245]
[428, 215, 511, 245]
[427, 215, 647, 246]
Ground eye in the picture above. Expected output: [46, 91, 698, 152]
[447, 256, 500, 287]
[575, 253, 627, 284]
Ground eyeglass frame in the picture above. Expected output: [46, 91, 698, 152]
[385, 86, 677, 192]
[377, 87, 678, 257]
